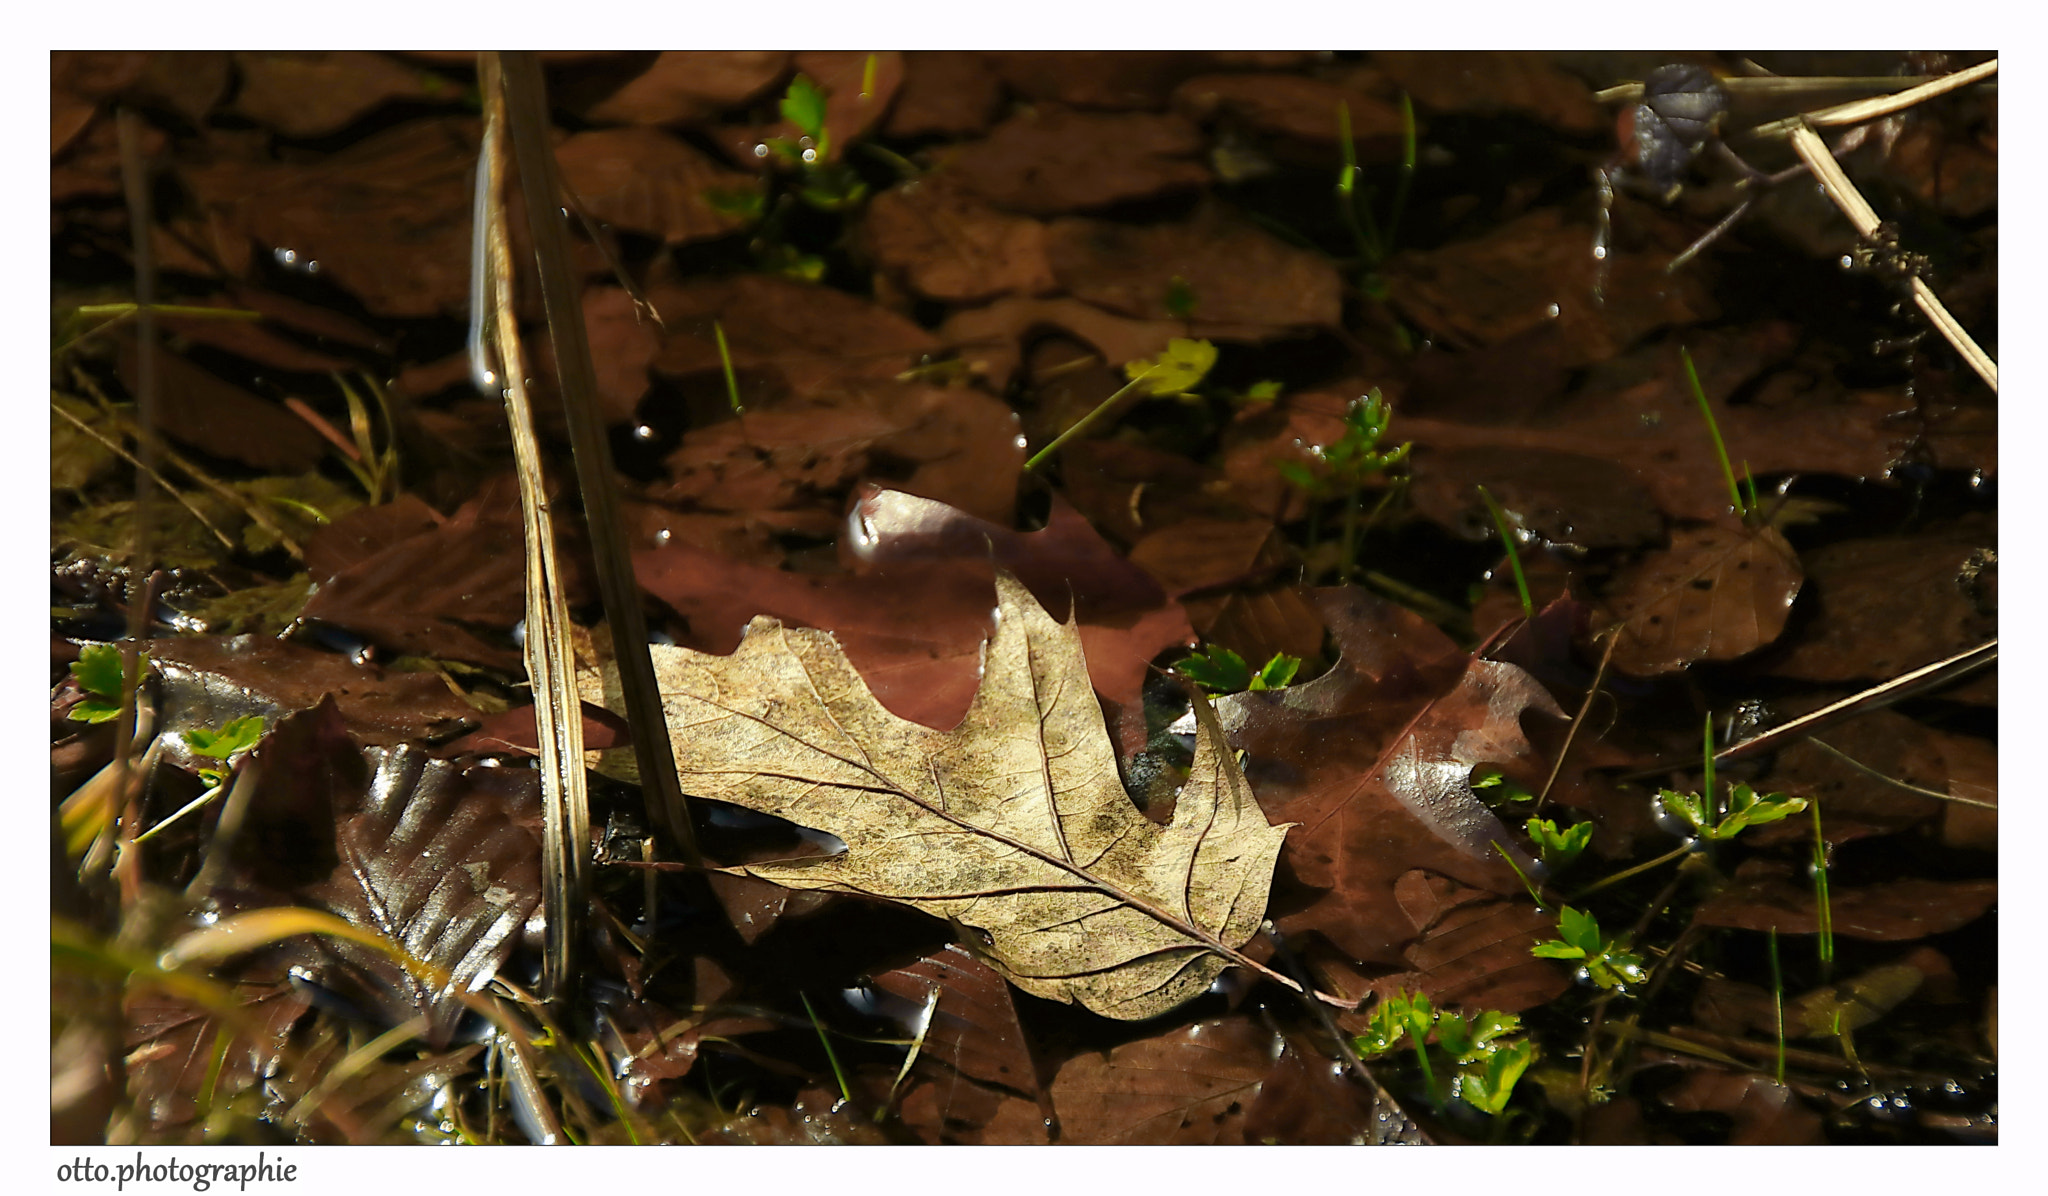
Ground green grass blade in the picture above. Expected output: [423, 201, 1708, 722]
[1679, 346, 1748, 519]
[1476, 485, 1533, 619]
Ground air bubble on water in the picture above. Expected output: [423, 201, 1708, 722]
[802, 147, 818, 163]
[753, 143, 770, 158]
[275, 247, 298, 266]
[653, 527, 672, 546]
[633, 423, 657, 442]
[1841, 254, 1856, 270]
[510, 619, 527, 648]
[1545, 302, 1560, 318]
[1013, 433, 1028, 450]
[304, 260, 320, 275]
[1592, 244, 1607, 261]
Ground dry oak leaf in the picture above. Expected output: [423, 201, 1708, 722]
[582, 573, 1290, 1021]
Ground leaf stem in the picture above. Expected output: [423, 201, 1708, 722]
[1023, 365, 1161, 472]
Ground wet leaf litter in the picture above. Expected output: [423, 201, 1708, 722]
[53, 51, 1994, 1145]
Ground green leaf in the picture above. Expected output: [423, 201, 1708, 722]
[780, 74, 829, 143]
[1530, 939, 1586, 961]
[1123, 338, 1217, 396]
[1659, 787, 1712, 835]
[73, 643, 130, 699]
[1557, 906, 1603, 957]
[1435, 1011, 1475, 1059]
[1718, 783, 1807, 836]
[182, 715, 266, 761]
[1248, 652, 1301, 691]
[1244, 380, 1284, 402]
[1459, 1040, 1534, 1115]
[1527, 817, 1592, 870]
[1472, 769, 1536, 806]
[1175, 646, 1252, 694]
[1164, 276, 1197, 319]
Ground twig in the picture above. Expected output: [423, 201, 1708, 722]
[1785, 122, 1996, 392]
[480, 53, 592, 1004]
[1745, 58, 1997, 137]
[50, 399, 236, 553]
[1532, 626, 1620, 816]
[498, 51, 702, 867]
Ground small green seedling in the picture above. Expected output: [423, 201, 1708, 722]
[182, 715, 266, 790]
[1457, 1040, 1536, 1116]
[1164, 275, 1197, 319]
[1024, 339, 1220, 472]
[1241, 379, 1284, 402]
[68, 642, 145, 724]
[1679, 346, 1761, 522]
[1175, 646, 1300, 695]
[1123, 337, 1218, 398]
[1659, 782, 1807, 841]
[1472, 768, 1537, 810]
[1353, 991, 1535, 1116]
[1531, 905, 1647, 991]
[1526, 817, 1592, 872]
[761, 74, 868, 213]
[1279, 388, 1412, 583]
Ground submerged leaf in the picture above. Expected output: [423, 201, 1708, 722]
[585, 573, 1290, 1021]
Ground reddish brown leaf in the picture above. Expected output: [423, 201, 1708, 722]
[183, 117, 479, 319]
[1660, 1071, 1827, 1145]
[554, 127, 756, 246]
[584, 51, 790, 126]
[884, 51, 1003, 139]
[1409, 443, 1665, 550]
[945, 108, 1211, 216]
[1695, 875, 1997, 941]
[1765, 518, 1996, 683]
[872, 944, 1043, 1098]
[936, 296, 1183, 393]
[302, 479, 587, 669]
[1045, 205, 1343, 328]
[648, 273, 938, 400]
[229, 51, 439, 138]
[297, 743, 546, 1046]
[147, 634, 480, 748]
[1173, 72, 1409, 156]
[1603, 524, 1803, 676]
[980, 51, 1213, 110]
[864, 176, 1057, 303]
[1362, 871, 1570, 1014]
[117, 337, 328, 474]
[1049, 1018, 1275, 1144]
[1127, 518, 1284, 597]
[1242, 1038, 1418, 1145]
[1386, 207, 1716, 368]
[896, 1074, 1050, 1144]
[1373, 51, 1607, 134]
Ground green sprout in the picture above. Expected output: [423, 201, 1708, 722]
[1471, 767, 1537, 809]
[1241, 379, 1284, 402]
[1476, 484, 1533, 620]
[1175, 646, 1300, 695]
[1352, 990, 1535, 1116]
[1531, 906, 1647, 991]
[181, 715, 266, 790]
[762, 74, 867, 213]
[1164, 275, 1197, 320]
[1679, 346, 1760, 522]
[1658, 782, 1807, 841]
[1024, 339, 1218, 472]
[68, 642, 145, 724]
[1122, 337, 1218, 398]
[1278, 388, 1411, 582]
[1525, 817, 1592, 872]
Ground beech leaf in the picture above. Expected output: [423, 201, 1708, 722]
[583, 572, 1291, 1021]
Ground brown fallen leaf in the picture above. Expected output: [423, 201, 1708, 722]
[583, 50, 790, 126]
[1044, 205, 1343, 328]
[944, 108, 1211, 216]
[1048, 1017, 1275, 1144]
[583, 573, 1290, 1021]
[1694, 875, 1996, 941]
[229, 51, 439, 139]
[553, 127, 756, 247]
[864, 175, 1058, 303]
[1660, 1071, 1826, 1145]
[1602, 524, 1803, 676]
[884, 51, 1004, 139]
[1372, 51, 1607, 134]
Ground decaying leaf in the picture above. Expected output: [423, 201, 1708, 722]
[1604, 524, 1803, 676]
[584, 573, 1290, 1021]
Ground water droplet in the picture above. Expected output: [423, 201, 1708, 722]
[1592, 244, 1607, 261]
[1545, 302, 1560, 318]
[801, 147, 818, 164]
[274, 247, 298, 266]
[653, 527, 672, 546]
[753, 143, 770, 158]
[1012, 433, 1028, 450]
[633, 423, 657, 442]
[1840, 254, 1856, 270]
[304, 260, 320, 275]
